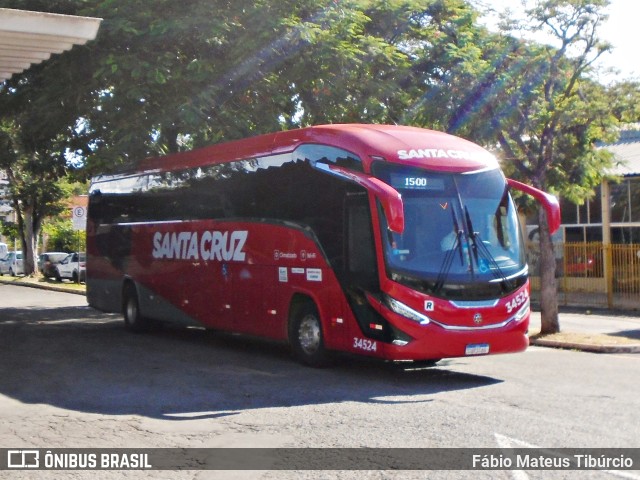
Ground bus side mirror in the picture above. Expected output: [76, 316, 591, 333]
[324, 165, 405, 234]
[507, 178, 561, 234]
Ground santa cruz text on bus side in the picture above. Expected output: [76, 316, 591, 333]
[151, 230, 248, 262]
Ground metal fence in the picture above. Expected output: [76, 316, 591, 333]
[528, 242, 640, 310]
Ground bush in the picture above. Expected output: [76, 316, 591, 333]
[44, 220, 85, 253]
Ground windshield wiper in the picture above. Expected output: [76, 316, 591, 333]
[464, 206, 514, 291]
[434, 208, 465, 293]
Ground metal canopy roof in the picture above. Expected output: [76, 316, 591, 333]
[0, 8, 101, 82]
[603, 129, 640, 177]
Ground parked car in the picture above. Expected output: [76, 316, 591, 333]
[0, 251, 24, 276]
[38, 252, 69, 278]
[563, 253, 597, 277]
[55, 252, 86, 282]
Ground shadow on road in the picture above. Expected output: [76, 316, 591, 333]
[0, 305, 502, 420]
[609, 329, 640, 340]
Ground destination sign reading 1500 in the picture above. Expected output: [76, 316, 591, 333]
[403, 177, 428, 188]
[390, 174, 444, 191]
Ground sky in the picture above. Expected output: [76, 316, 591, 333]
[477, 0, 640, 82]
[596, 0, 640, 80]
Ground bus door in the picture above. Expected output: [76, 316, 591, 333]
[209, 241, 278, 338]
[232, 262, 279, 338]
[207, 261, 236, 331]
[344, 193, 378, 290]
[342, 193, 386, 342]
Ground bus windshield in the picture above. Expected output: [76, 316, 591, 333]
[373, 163, 526, 300]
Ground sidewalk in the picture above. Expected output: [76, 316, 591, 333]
[528, 308, 640, 353]
[2, 275, 639, 353]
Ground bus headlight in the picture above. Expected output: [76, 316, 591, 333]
[385, 296, 431, 325]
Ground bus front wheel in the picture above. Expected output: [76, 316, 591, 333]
[289, 302, 330, 367]
[123, 284, 151, 333]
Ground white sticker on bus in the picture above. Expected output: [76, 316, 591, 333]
[152, 230, 248, 261]
[306, 268, 322, 282]
[279, 267, 288, 283]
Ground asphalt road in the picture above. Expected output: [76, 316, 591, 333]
[1, 284, 639, 479]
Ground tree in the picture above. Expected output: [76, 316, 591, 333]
[0, 0, 95, 274]
[496, 0, 618, 334]
[606, 81, 640, 123]
[0, 120, 76, 274]
[33, 0, 480, 176]
[288, 0, 482, 126]
[410, 0, 618, 333]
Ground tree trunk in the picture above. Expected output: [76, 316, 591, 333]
[537, 207, 559, 334]
[22, 205, 37, 276]
[13, 199, 28, 262]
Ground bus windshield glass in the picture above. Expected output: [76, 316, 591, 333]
[372, 163, 526, 299]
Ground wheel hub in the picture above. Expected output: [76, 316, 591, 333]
[298, 314, 321, 354]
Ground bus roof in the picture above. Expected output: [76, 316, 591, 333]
[132, 124, 498, 175]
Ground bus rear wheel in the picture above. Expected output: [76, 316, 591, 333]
[289, 302, 330, 367]
[123, 284, 151, 333]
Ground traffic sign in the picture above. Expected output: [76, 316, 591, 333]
[72, 206, 87, 231]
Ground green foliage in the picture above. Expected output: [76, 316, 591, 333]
[0, 220, 18, 244]
[43, 219, 85, 253]
[606, 81, 640, 123]
[5, 0, 481, 176]
[0, 116, 74, 271]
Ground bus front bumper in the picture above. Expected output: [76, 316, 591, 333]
[375, 302, 530, 361]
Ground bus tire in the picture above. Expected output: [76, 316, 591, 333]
[289, 301, 331, 367]
[123, 283, 151, 333]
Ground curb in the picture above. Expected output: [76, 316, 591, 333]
[0, 278, 85, 296]
[530, 338, 640, 354]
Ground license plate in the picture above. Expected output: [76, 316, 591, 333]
[465, 343, 490, 356]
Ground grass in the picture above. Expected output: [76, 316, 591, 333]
[0, 273, 86, 292]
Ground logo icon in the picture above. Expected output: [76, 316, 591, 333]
[473, 313, 483, 325]
[8, 450, 39, 469]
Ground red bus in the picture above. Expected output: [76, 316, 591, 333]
[86, 124, 559, 366]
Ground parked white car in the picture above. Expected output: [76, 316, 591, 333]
[55, 252, 86, 282]
[0, 251, 24, 276]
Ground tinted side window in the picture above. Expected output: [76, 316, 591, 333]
[89, 148, 366, 268]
